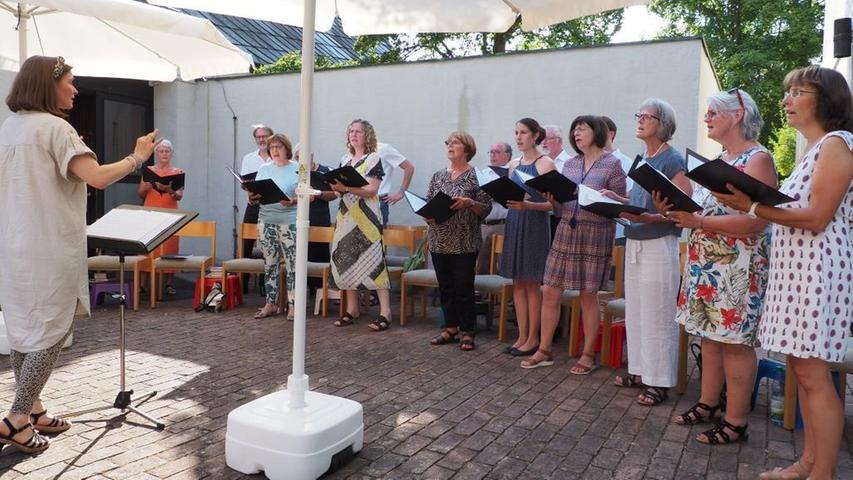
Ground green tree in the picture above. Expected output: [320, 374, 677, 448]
[254, 51, 356, 74]
[649, 0, 824, 144]
[354, 10, 624, 61]
[769, 125, 798, 178]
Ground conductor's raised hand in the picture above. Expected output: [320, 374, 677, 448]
[134, 130, 160, 163]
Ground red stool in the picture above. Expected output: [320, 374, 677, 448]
[194, 274, 243, 310]
[576, 320, 626, 366]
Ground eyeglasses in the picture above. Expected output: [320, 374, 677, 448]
[634, 113, 660, 122]
[254, 134, 270, 140]
[728, 87, 746, 111]
[445, 139, 463, 146]
[784, 87, 818, 99]
[488, 149, 508, 155]
[268, 144, 285, 150]
[704, 110, 720, 121]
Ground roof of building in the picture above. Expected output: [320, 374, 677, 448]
[182, 10, 367, 65]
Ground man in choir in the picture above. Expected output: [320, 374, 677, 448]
[601, 116, 635, 244]
[376, 143, 415, 228]
[542, 125, 570, 240]
[477, 141, 512, 273]
[240, 125, 273, 273]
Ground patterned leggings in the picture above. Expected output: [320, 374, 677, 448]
[9, 328, 72, 415]
[258, 220, 297, 309]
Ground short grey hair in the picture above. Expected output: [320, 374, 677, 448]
[252, 124, 273, 137]
[155, 139, 173, 152]
[500, 142, 513, 156]
[639, 98, 677, 142]
[544, 125, 563, 140]
[707, 89, 763, 141]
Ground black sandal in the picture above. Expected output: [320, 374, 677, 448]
[29, 410, 71, 434]
[614, 374, 642, 388]
[697, 419, 749, 445]
[460, 332, 475, 351]
[674, 402, 720, 425]
[430, 329, 459, 345]
[334, 313, 358, 327]
[0, 418, 49, 454]
[637, 386, 669, 406]
[368, 315, 390, 332]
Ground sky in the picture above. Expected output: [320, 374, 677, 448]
[610, 5, 668, 43]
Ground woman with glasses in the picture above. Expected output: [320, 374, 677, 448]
[658, 90, 776, 446]
[602, 99, 690, 404]
[500, 118, 554, 358]
[524, 115, 625, 373]
[252, 133, 301, 320]
[328, 119, 393, 331]
[717, 67, 853, 480]
[427, 132, 492, 350]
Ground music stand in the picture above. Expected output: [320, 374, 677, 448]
[65, 205, 197, 430]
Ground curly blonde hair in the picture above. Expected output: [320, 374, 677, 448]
[346, 119, 378, 155]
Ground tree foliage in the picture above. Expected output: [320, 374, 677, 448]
[649, 0, 824, 144]
[769, 125, 798, 178]
[253, 51, 356, 74]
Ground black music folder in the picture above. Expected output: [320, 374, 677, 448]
[489, 166, 510, 177]
[577, 184, 647, 218]
[685, 149, 793, 206]
[227, 165, 289, 204]
[519, 169, 578, 203]
[325, 165, 369, 188]
[143, 167, 185, 191]
[628, 157, 702, 213]
[239, 171, 258, 182]
[310, 170, 332, 191]
[475, 167, 526, 207]
[87, 205, 198, 255]
[404, 191, 456, 224]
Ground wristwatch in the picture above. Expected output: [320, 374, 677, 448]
[747, 202, 759, 219]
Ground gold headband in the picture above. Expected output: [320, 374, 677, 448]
[52, 56, 65, 80]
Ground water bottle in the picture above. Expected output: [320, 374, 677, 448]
[769, 379, 785, 426]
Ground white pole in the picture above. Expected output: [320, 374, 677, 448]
[18, 2, 28, 65]
[288, 0, 317, 409]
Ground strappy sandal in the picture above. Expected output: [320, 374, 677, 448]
[334, 312, 358, 327]
[254, 305, 280, 319]
[165, 284, 177, 296]
[759, 461, 811, 480]
[637, 386, 669, 406]
[460, 332, 476, 351]
[0, 418, 50, 454]
[570, 352, 597, 375]
[614, 374, 642, 388]
[430, 329, 459, 345]
[673, 401, 720, 425]
[696, 419, 748, 445]
[30, 411, 71, 434]
[520, 349, 554, 369]
[368, 315, 391, 332]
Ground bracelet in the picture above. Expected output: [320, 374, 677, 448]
[127, 154, 144, 169]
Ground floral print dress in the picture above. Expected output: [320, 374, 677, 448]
[676, 147, 773, 346]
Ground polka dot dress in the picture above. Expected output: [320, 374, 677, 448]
[758, 131, 853, 362]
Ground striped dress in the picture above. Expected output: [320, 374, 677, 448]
[544, 153, 626, 291]
[330, 152, 390, 290]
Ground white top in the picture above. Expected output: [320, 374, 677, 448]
[0, 112, 93, 352]
[553, 150, 571, 173]
[240, 149, 270, 175]
[377, 143, 407, 196]
[484, 201, 508, 222]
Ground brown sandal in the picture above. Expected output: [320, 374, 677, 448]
[570, 352, 597, 375]
[30, 410, 72, 434]
[254, 305, 280, 319]
[0, 418, 49, 454]
[520, 349, 554, 369]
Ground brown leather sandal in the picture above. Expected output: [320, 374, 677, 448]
[30, 410, 72, 434]
[0, 418, 50, 454]
[520, 349, 554, 369]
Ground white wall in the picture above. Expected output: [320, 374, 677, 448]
[153, 38, 719, 259]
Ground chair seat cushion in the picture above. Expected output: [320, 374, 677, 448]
[307, 262, 329, 277]
[474, 274, 513, 293]
[605, 298, 625, 317]
[88, 255, 148, 270]
[155, 256, 210, 270]
[402, 269, 438, 286]
[559, 290, 581, 305]
[385, 255, 407, 267]
[223, 258, 264, 273]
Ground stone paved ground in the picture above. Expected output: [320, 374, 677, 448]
[1, 290, 851, 479]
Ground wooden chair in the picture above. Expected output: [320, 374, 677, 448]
[87, 252, 153, 311]
[221, 222, 265, 307]
[566, 244, 626, 359]
[150, 220, 215, 308]
[399, 237, 438, 326]
[384, 227, 426, 286]
[307, 226, 337, 317]
[473, 234, 513, 341]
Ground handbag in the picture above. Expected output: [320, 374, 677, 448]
[402, 238, 427, 272]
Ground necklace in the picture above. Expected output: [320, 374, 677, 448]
[645, 142, 667, 159]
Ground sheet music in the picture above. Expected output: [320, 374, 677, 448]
[87, 208, 184, 245]
[577, 184, 622, 206]
[476, 167, 500, 186]
[686, 151, 706, 171]
[515, 169, 534, 183]
[225, 164, 244, 182]
[404, 191, 427, 212]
